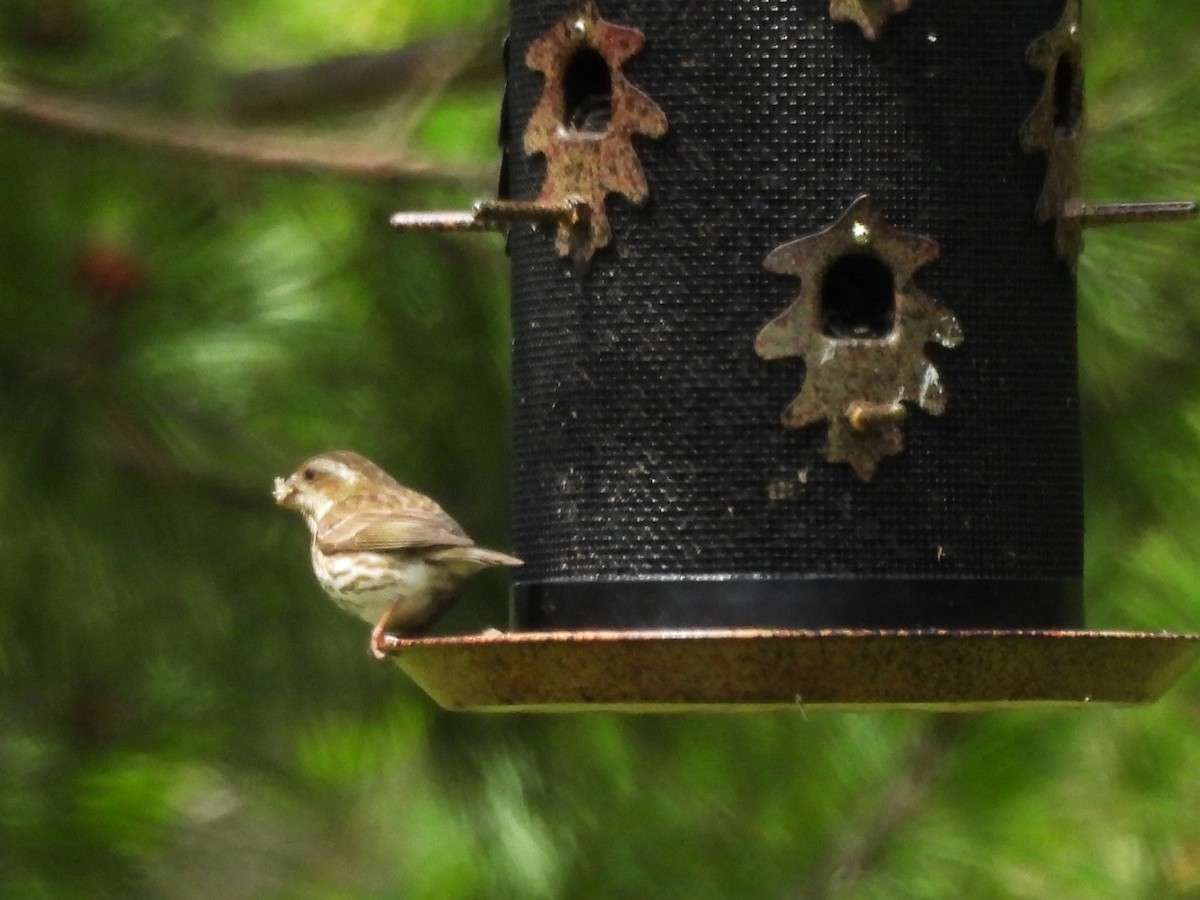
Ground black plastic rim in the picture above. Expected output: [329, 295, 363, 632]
[511, 578, 1085, 631]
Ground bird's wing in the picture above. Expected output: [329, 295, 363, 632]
[317, 506, 475, 553]
[315, 488, 474, 553]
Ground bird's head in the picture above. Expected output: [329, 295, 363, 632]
[274, 450, 392, 527]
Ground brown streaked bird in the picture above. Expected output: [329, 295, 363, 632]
[273, 450, 521, 659]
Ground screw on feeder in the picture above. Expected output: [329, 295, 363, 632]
[388, 197, 592, 234]
[1044, 196, 1197, 266]
[1063, 199, 1198, 229]
[846, 400, 908, 432]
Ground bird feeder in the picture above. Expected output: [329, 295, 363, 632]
[385, 0, 1199, 710]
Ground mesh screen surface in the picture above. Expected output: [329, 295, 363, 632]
[506, 0, 1082, 584]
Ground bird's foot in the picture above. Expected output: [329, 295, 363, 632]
[370, 603, 400, 660]
[369, 623, 396, 660]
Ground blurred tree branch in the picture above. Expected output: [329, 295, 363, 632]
[219, 30, 504, 123]
[0, 79, 493, 185]
[795, 718, 969, 900]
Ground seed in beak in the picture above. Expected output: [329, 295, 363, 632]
[273, 476, 294, 505]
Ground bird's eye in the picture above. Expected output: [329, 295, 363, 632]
[302, 468, 317, 483]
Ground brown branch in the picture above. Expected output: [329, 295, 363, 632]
[93, 29, 504, 123]
[0, 81, 493, 186]
[222, 30, 504, 123]
[794, 717, 970, 900]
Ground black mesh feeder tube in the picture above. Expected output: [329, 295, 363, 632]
[386, 0, 1199, 710]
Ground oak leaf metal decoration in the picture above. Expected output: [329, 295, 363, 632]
[755, 195, 962, 480]
[1020, 0, 1084, 265]
[829, 0, 912, 41]
[524, 2, 667, 261]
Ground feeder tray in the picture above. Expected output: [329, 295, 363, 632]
[381, 628, 1200, 712]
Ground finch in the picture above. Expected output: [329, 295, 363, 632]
[273, 450, 521, 659]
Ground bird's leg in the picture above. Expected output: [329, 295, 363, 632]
[369, 601, 401, 661]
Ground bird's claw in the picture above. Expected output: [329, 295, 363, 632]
[369, 600, 402, 661]
[369, 624, 395, 661]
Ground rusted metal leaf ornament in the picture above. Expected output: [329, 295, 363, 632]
[829, 0, 912, 41]
[1021, 0, 1084, 265]
[756, 195, 963, 480]
[524, 2, 667, 261]
[1017, 0, 1196, 265]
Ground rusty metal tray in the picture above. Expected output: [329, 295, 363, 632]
[381, 628, 1200, 713]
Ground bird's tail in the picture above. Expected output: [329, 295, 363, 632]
[431, 545, 523, 569]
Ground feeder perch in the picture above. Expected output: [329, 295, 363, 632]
[385, 0, 1199, 711]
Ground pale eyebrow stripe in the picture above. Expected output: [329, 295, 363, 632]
[311, 460, 360, 482]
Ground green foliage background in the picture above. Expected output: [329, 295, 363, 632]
[1, 2, 1199, 897]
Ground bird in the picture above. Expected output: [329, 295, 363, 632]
[273, 450, 521, 659]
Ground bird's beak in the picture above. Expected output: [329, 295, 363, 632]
[273, 475, 298, 509]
